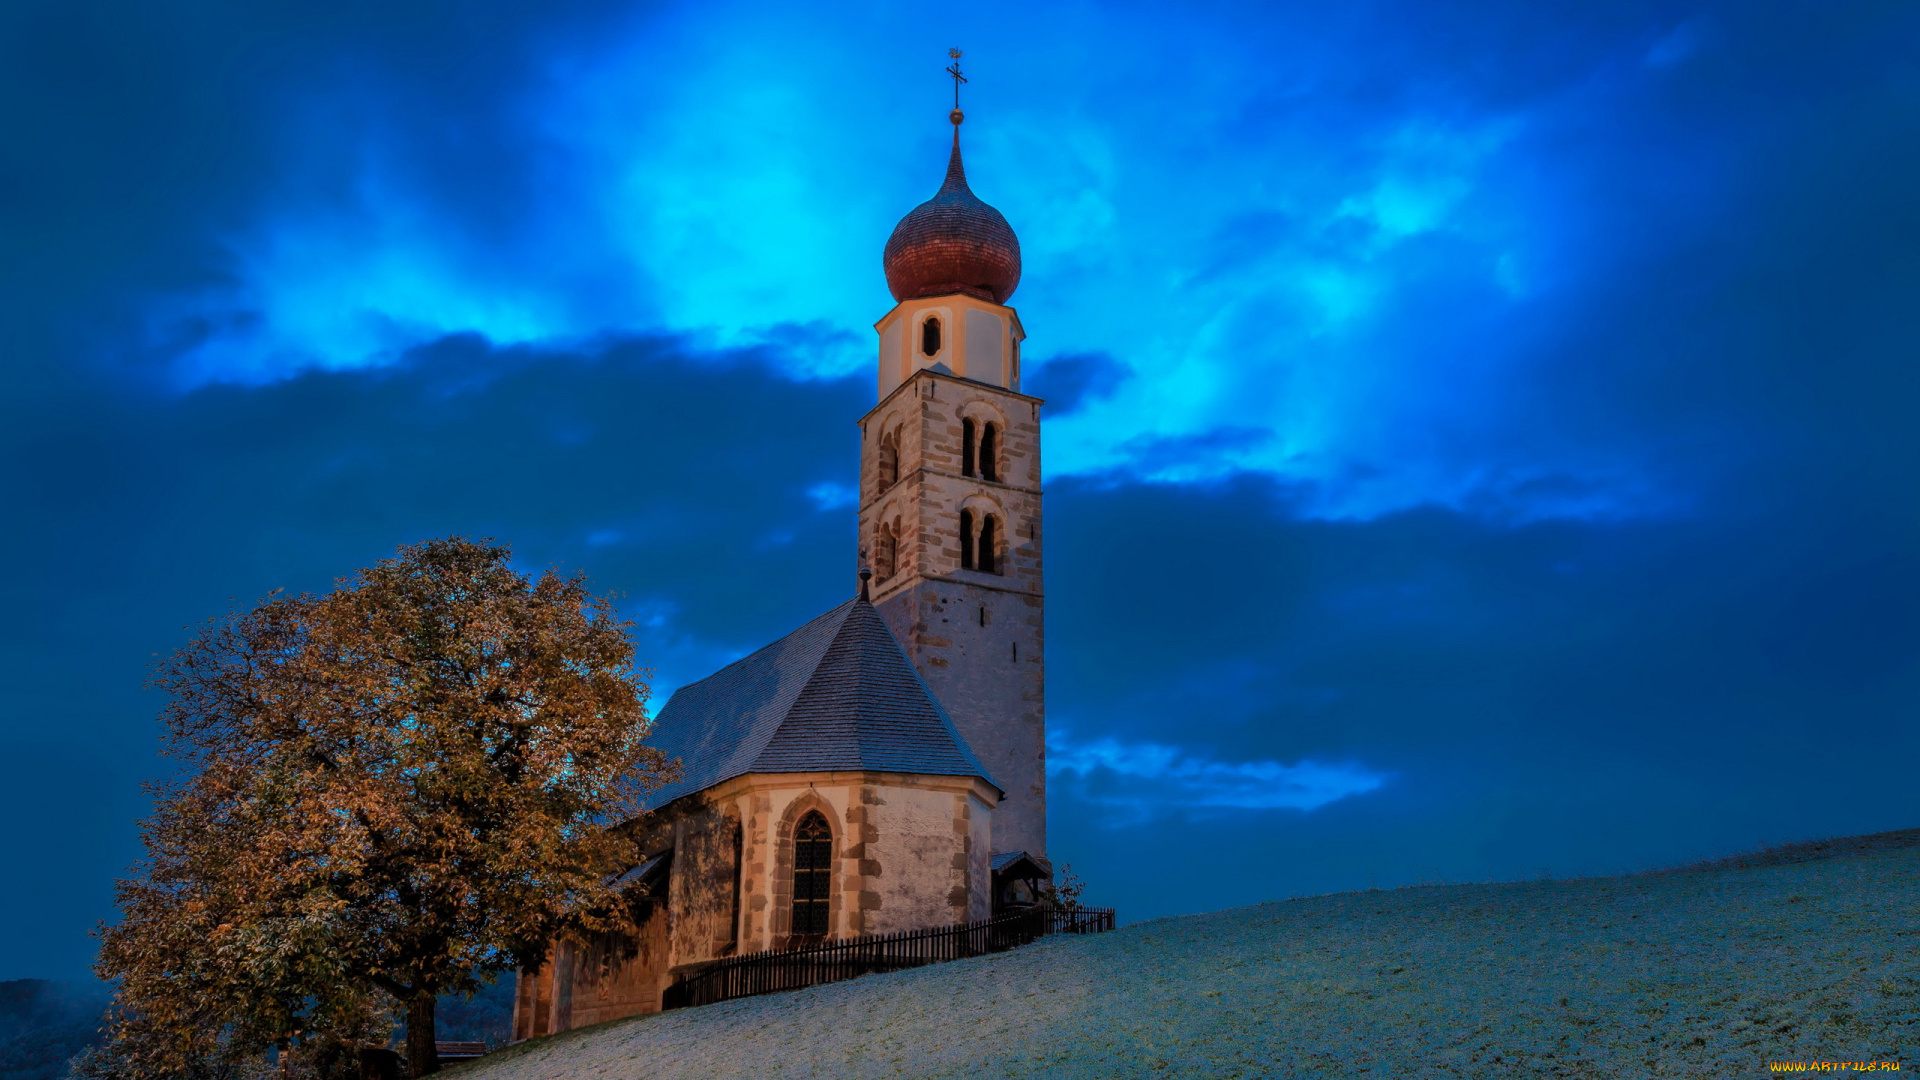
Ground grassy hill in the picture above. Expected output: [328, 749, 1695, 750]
[451, 832, 1919, 1079]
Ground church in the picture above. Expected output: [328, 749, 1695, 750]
[512, 85, 1052, 1037]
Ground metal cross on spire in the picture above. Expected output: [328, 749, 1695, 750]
[947, 48, 967, 124]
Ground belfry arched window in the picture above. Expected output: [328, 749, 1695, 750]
[961, 418, 976, 477]
[978, 514, 998, 574]
[979, 423, 999, 482]
[921, 316, 942, 357]
[959, 509, 975, 570]
[877, 429, 898, 491]
[875, 521, 897, 581]
[791, 812, 832, 938]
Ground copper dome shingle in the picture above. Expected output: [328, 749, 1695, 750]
[883, 133, 1021, 305]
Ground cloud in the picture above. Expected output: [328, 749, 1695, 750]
[1049, 731, 1389, 815]
[1024, 352, 1132, 417]
[87, 0, 1831, 529]
[1038, 467, 1920, 920]
[806, 482, 858, 511]
[0, 333, 872, 975]
[1644, 21, 1709, 69]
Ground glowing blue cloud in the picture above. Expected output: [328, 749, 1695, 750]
[1049, 730, 1389, 817]
[139, 0, 1737, 525]
[806, 482, 858, 512]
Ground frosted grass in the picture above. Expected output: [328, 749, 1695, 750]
[452, 844, 1920, 1078]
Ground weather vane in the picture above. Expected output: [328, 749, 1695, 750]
[947, 47, 967, 124]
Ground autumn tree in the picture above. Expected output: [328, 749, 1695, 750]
[94, 538, 671, 1077]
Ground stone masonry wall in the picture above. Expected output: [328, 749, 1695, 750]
[859, 366, 1048, 858]
[518, 771, 995, 1035]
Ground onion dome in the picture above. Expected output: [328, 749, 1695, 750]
[883, 122, 1022, 305]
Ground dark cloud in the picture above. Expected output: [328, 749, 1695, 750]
[1036, 5, 1920, 914]
[0, 336, 868, 977]
[0, 0, 631, 388]
[1047, 471, 1920, 920]
[1026, 352, 1131, 417]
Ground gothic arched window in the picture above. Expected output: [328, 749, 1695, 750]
[877, 430, 898, 491]
[875, 521, 897, 580]
[961, 418, 976, 477]
[979, 514, 998, 574]
[959, 509, 975, 570]
[979, 422, 999, 482]
[921, 316, 942, 357]
[791, 812, 832, 937]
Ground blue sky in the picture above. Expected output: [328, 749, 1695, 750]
[3, 0, 1918, 979]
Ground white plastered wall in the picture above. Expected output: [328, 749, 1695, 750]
[875, 294, 1026, 399]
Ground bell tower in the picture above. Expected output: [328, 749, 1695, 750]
[858, 60, 1047, 859]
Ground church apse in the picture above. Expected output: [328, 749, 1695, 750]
[513, 593, 1002, 1037]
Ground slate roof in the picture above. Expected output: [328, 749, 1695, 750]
[990, 850, 1053, 877]
[642, 598, 998, 809]
[609, 851, 672, 898]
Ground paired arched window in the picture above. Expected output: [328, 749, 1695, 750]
[874, 521, 898, 580]
[877, 429, 899, 491]
[958, 510, 1001, 574]
[921, 316, 942, 357]
[959, 418, 999, 481]
[791, 811, 832, 937]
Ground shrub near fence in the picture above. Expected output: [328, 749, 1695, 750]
[663, 904, 1117, 1010]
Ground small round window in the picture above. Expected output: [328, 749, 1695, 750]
[921, 317, 942, 357]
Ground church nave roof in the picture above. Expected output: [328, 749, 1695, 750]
[641, 598, 998, 808]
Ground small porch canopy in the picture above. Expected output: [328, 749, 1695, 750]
[989, 850, 1053, 911]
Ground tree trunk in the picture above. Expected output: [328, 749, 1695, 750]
[405, 995, 439, 1078]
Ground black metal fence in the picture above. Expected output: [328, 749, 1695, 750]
[1044, 904, 1116, 935]
[662, 904, 1116, 1010]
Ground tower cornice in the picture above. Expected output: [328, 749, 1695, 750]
[859, 366, 1043, 436]
[868, 570, 1044, 607]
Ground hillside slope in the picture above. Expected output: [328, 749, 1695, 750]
[0, 981, 108, 1080]
[454, 839, 1920, 1079]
